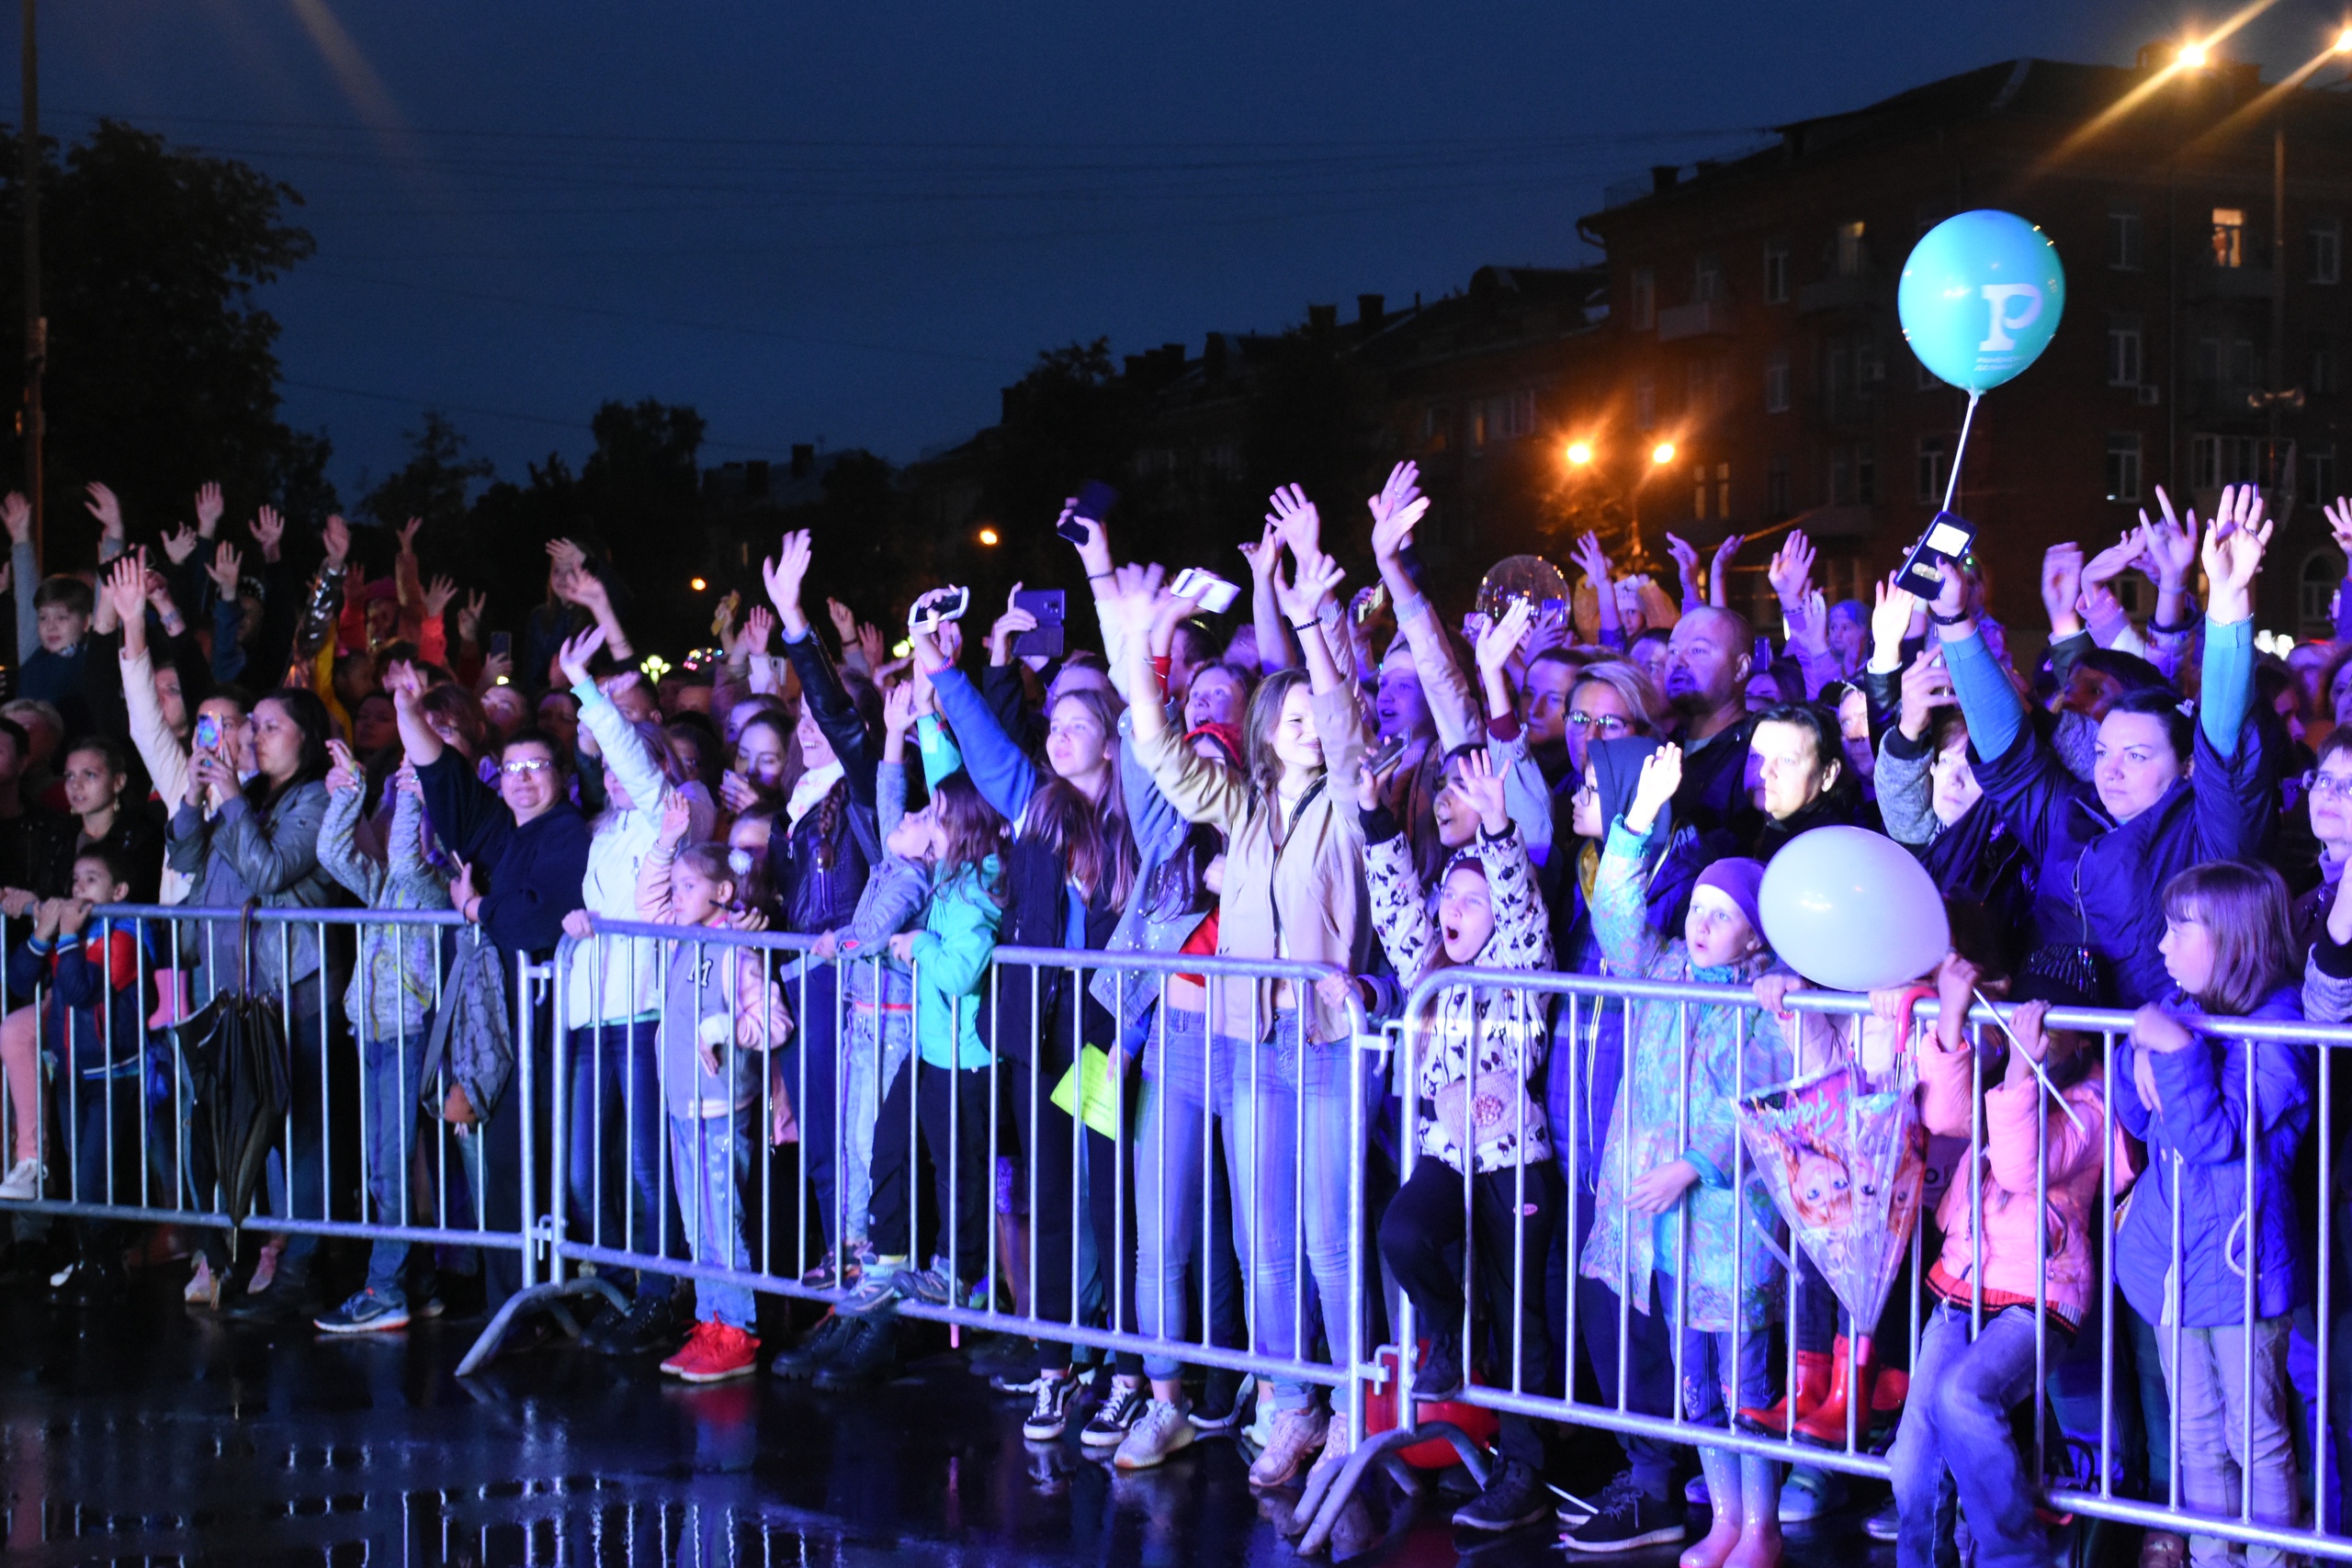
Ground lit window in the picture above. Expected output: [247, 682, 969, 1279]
[1836, 221, 1867, 277]
[2211, 208, 2245, 269]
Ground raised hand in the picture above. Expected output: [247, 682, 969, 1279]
[1623, 743, 1682, 836]
[1452, 746, 1510, 836]
[83, 482, 125, 539]
[1365, 461, 1424, 558]
[883, 675, 922, 738]
[1709, 533, 1744, 606]
[761, 529, 815, 635]
[1569, 531, 1614, 590]
[383, 658, 428, 707]
[1238, 520, 1283, 584]
[856, 621, 887, 671]
[249, 505, 285, 561]
[1054, 499, 1114, 578]
[741, 604, 775, 657]
[657, 790, 693, 847]
[1271, 545, 1344, 626]
[422, 574, 458, 620]
[1766, 528, 1815, 607]
[2200, 482, 2271, 625]
[826, 597, 858, 645]
[2081, 528, 2142, 590]
[989, 581, 1039, 666]
[206, 540, 243, 599]
[2039, 541, 2085, 634]
[324, 739, 361, 795]
[458, 590, 486, 645]
[1898, 648, 1954, 740]
[102, 555, 148, 633]
[1870, 574, 1917, 663]
[1476, 599, 1533, 676]
[2139, 485, 2199, 591]
[0, 492, 27, 547]
[156, 521, 199, 566]
[547, 537, 587, 579]
[194, 482, 224, 537]
[1265, 483, 1321, 560]
[556, 625, 606, 689]
[1664, 532, 1702, 605]
[397, 516, 423, 556]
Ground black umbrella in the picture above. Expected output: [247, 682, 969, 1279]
[175, 907, 288, 1243]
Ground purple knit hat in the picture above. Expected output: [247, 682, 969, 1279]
[1691, 856, 1768, 940]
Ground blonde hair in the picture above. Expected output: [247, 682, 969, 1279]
[1569, 659, 1668, 735]
[2162, 860, 2293, 1016]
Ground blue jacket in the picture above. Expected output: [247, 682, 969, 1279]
[1090, 710, 1213, 1048]
[1950, 616, 2275, 1007]
[2112, 986, 2313, 1327]
[6, 924, 148, 1077]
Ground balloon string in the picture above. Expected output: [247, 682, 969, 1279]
[1969, 985, 2088, 1134]
[1940, 390, 1981, 515]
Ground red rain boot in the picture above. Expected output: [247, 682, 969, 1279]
[1793, 1336, 1878, 1450]
[1736, 1349, 1831, 1436]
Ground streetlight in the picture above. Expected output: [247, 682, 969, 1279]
[977, 526, 1001, 547]
[2180, 39, 2211, 68]
[2337, 24, 2352, 53]
[1651, 441, 1677, 467]
[1565, 439, 1594, 468]
[689, 577, 707, 592]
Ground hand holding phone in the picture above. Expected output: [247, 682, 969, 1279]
[1896, 513, 1977, 599]
[1057, 481, 1118, 546]
[1170, 568, 1240, 615]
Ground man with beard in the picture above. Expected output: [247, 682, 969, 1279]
[1661, 606, 1763, 846]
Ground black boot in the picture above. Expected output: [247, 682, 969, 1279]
[1414, 1328, 1464, 1400]
[585, 1289, 684, 1356]
[1453, 1458, 1550, 1532]
[770, 1311, 855, 1379]
[811, 1313, 897, 1390]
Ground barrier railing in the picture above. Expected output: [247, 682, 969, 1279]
[8, 905, 2342, 1564]
[531, 923, 1374, 1415]
[1364, 967, 2348, 1563]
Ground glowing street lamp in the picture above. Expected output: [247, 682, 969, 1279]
[2180, 39, 2210, 67]
[1565, 439, 1594, 468]
[2336, 24, 2352, 53]
[1650, 441, 1677, 466]
[977, 526, 1001, 547]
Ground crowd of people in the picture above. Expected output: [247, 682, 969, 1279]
[0, 459, 2341, 1568]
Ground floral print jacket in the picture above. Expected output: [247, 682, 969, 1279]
[1580, 821, 1791, 1333]
[1366, 824, 1554, 1176]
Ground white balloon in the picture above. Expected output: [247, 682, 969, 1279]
[1758, 826, 1950, 992]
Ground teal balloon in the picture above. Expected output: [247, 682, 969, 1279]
[1898, 210, 2065, 393]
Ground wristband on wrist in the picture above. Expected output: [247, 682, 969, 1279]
[1929, 608, 1970, 626]
[1289, 619, 1317, 634]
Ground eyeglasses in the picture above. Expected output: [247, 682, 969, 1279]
[2307, 771, 2352, 801]
[502, 757, 555, 777]
[1566, 712, 1634, 736]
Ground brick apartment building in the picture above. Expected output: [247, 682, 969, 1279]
[1579, 48, 2352, 640]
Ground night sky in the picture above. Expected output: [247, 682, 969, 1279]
[10, 1, 2335, 502]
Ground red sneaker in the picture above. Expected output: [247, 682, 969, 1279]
[659, 1320, 715, 1376]
[669, 1321, 760, 1383]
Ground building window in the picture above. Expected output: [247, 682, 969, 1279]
[1766, 456, 1791, 521]
[2105, 433, 2143, 502]
[2108, 317, 2143, 387]
[2108, 209, 2143, 270]
[1715, 462, 1732, 518]
[1485, 389, 1535, 443]
[1634, 377, 1657, 430]
[2313, 333, 2338, 397]
[1763, 243, 1789, 304]
[1917, 435, 1951, 506]
[1765, 351, 1791, 413]
[1828, 446, 1875, 506]
[1629, 266, 1656, 331]
[1855, 446, 1876, 505]
[1694, 253, 1724, 302]
[2307, 446, 2337, 507]
[1836, 220, 1867, 276]
[2192, 432, 2261, 490]
[2313, 218, 2342, 285]
[2211, 208, 2246, 269]
[1692, 466, 1710, 520]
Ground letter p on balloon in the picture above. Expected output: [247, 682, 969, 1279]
[1977, 282, 2044, 353]
[1898, 209, 2066, 395]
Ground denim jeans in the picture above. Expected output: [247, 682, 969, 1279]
[1129, 1005, 1246, 1382]
[1133, 1011, 1370, 1408]
[1890, 1303, 2054, 1568]
[838, 999, 912, 1250]
[358, 1030, 430, 1296]
[2157, 1314, 2303, 1568]
[566, 1018, 679, 1299]
[780, 964, 843, 1249]
[667, 1106, 755, 1332]
[1668, 1284, 1772, 1428]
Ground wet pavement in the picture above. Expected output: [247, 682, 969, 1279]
[0, 1253, 1897, 1567]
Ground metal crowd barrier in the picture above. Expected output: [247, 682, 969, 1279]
[524, 923, 1376, 1419]
[0, 905, 535, 1371]
[8, 904, 2344, 1564]
[1361, 968, 2350, 1564]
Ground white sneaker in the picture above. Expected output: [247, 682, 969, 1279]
[0, 1157, 42, 1201]
[1246, 1405, 1328, 1488]
[1113, 1398, 1197, 1472]
[1302, 1410, 1351, 1495]
[183, 1256, 220, 1308]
